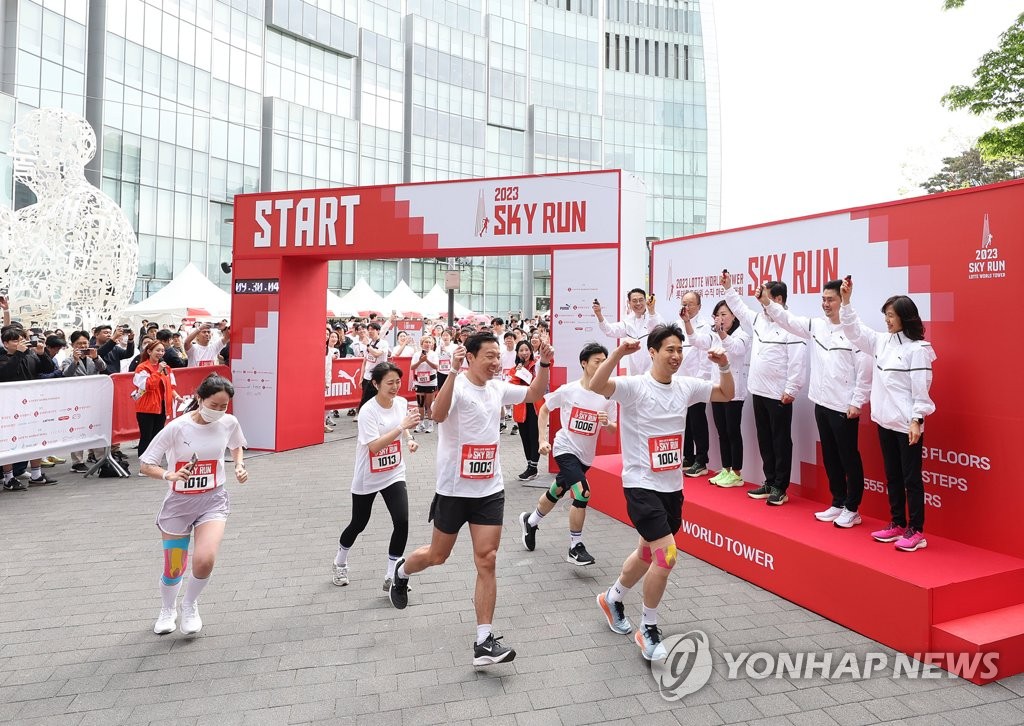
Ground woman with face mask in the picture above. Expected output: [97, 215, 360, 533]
[140, 374, 248, 637]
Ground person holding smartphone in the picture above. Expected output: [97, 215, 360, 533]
[592, 289, 664, 376]
[140, 374, 248, 635]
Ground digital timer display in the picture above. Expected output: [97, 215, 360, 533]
[234, 279, 280, 295]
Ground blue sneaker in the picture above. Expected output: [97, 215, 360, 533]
[635, 624, 668, 661]
[597, 591, 633, 635]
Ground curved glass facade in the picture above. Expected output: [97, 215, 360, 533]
[0, 0, 717, 315]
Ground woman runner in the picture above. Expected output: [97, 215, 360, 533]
[333, 362, 421, 588]
[140, 374, 248, 636]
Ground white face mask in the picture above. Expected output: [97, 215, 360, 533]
[198, 405, 225, 423]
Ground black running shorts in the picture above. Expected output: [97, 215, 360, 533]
[428, 491, 505, 534]
[624, 487, 684, 542]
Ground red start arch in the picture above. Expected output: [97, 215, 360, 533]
[230, 170, 647, 452]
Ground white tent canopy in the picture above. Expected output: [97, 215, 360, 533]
[332, 278, 387, 316]
[123, 263, 230, 327]
[381, 280, 427, 317]
[421, 283, 473, 319]
[326, 289, 352, 317]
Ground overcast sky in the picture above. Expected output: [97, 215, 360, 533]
[710, 1, 1021, 229]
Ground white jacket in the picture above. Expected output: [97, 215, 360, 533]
[677, 315, 714, 381]
[725, 287, 807, 400]
[765, 302, 871, 414]
[691, 324, 750, 401]
[598, 310, 664, 375]
[840, 303, 936, 434]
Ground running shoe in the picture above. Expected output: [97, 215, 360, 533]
[716, 470, 745, 488]
[708, 470, 728, 485]
[635, 624, 668, 661]
[47, 455, 67, 464]
[40, 458, 55, 468]
[180, 602, 202, 635]
[510, 424, 518, 435]
[567, 543, 596, 566]
[814, 506, 844, 522]
[389, 558, 409, 609]
[3, 480, 28, 491]
[519, 512, 537, 551]
[472, 633, 516, 666]
[895, 528, 927, 552]
[154, 607, 177, 635]
[767, 487, 788, 506]
[684, 462, 708, 477]
[833, 508, 862, 528]
[747, 483, 772, 499]
[28, 474, 58, 486]
[517, 466, 538, 481]
[871, 522, 905, 543]
[382, 577, 392, 592]
[70, 463, 88, 473]
[596, 591, 633, 634]
[332, 563, 349, 587]
[682, 458, 694, 469]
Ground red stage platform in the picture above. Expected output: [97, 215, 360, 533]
[587, 455, 1024, 684]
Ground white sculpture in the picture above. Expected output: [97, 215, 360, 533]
[0, 109, 138, 329]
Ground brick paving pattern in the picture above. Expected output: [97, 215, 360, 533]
[1, 417, 1022, 724]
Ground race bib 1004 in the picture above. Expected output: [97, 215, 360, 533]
[567, 406, 600, 436]
[460, 444, 497, 479]
[369, 442, 402, 473]
[648, 435, 682, 473]
[172, 459, 220, 494]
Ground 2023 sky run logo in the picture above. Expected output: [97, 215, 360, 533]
[651, 630, 999, 701]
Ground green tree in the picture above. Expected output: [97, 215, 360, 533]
[941, 6, 1024, 157]
[920, 146, 1024, 194]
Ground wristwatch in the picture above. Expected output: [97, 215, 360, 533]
[912, 417, 924, 425]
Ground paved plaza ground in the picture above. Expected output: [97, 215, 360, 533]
[1, 416, 1023, 726]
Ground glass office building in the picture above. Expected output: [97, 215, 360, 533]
[0, 0, 719, 316]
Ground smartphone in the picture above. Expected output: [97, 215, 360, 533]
[184, 453, 199, 473]
[845, 274, 852, 282]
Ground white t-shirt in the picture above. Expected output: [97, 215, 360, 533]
[140, 413, 247, 495]
[363, 337, 390, 380]
[412, 351, 439, 386]
[544, 380, 617, 466]
[500, 348, 517, 378]
[187, 342, 220, 367]
[351, 397, 409, 494]
[610, 373, 713, 493]
[435, 373, 527, 497]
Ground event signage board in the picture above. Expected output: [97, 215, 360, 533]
[652, 181, 1023, 556]
[0, 376, 113, 466]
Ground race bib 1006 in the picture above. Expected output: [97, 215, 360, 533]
[369, 442, 402, 473]
[648, 435, 682, 472]
[460, 444, 497, 479]
[172, 459, 220, 494]
[567, 407, 600, 436]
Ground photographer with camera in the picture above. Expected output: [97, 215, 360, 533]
[60, 331, 108, 473]
[96, 324, 135, 374]
[1, 325, 57, 488]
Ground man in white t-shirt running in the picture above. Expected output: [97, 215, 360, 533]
[389, 331, 553, 667]
[590, 324, 734, 661]
[519, 342, 617, 566]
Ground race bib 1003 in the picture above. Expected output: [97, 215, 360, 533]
[172, 459, 219, 494]
[648, 435, 682, 472]
[460, 444, 497, 479]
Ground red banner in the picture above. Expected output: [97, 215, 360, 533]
[325, 358, 364, 410]
[111, 365, 232, 445]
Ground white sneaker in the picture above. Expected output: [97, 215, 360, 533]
[154, 607, 177, 635]
[833, 508, 862, 528]
[333, 563, 349, 586]
[180, 602, 202, 634]
[814, 506, 844, 522]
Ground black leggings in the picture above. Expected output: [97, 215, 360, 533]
[518, 402, 539, 464]
[137, 412, 166, 456]
[711, 400, 744, 470]
[339, 481, 409, 557]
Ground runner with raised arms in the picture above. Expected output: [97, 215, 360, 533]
[389, 331, 554, 667]
[140, 374, 248, 636]
[333, 362, 420, 589]
[589, 325, 734, 661]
